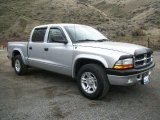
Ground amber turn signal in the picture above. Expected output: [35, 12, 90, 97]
[113, 64, 133, 70]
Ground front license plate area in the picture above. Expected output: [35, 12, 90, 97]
[141, 74, 150, 85]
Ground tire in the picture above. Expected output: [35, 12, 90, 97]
[77, 64, 110, 100]
[14, 55, 27, 75]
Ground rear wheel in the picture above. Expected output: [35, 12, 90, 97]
[77, 64, 110, 99]
[14, 55, 27, 75]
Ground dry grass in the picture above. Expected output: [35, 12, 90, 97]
[0, 0, 160, 50]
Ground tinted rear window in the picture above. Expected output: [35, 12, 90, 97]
[32, 28, 47, 42]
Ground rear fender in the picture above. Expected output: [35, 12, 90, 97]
[12, 48, 27, 65]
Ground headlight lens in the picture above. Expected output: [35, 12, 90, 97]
[113, 58, 133, 70]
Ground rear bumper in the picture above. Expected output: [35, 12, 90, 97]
[107, 62, 155, 86]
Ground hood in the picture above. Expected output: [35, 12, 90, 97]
[75, 41, 147, 55]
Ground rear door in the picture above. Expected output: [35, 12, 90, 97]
[28, 27, 47, 68]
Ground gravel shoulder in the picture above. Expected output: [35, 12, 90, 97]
[0, 51, 160, 120]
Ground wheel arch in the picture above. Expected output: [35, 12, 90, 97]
[12, 48, 26, 67]
[72, 55, 108, 79]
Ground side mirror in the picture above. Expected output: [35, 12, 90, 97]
[61, 39, 68, 44]
[51, 37, 68, 44]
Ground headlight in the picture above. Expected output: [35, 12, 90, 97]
[113, 58, 133, 70]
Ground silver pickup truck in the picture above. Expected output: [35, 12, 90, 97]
[8, 24, 155, 99]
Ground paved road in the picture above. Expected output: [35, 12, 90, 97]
[0, 51, 160, 120]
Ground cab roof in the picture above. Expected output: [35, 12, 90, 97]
[34, 23, 86, 29]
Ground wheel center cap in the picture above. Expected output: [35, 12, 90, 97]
[88, 78, 94, 86]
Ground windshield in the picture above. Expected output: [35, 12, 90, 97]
[64, 25, 108, 43]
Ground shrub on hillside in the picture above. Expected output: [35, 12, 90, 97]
[132, 28, 145, 36]
[116, 31, 126, 36]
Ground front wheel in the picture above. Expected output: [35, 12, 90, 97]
[77, 64, 110, 99]
[14, 55, 27, 75]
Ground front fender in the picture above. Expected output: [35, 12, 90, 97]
[72, 54, 108, 78]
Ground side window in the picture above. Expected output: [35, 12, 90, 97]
[32, 28, 47, 42]
[48, 28, 65, 43]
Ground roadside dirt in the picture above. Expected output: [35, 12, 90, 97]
[0, 51, 160, 120]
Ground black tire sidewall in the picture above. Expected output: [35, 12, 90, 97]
[14, 55, 27, 75]
[77, 64, 109, 99]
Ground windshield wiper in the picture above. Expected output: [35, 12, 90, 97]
[76, 39, 96, 43]
[96, 39, 109, 42]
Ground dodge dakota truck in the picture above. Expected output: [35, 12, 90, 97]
[7, 24, 155, 99]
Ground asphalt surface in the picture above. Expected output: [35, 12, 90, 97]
[0, 50, 160, 120]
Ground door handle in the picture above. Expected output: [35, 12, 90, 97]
[44, 48, 49, 51]
[29, 46, 32, 50]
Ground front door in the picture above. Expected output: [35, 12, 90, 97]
[44, 27, 73, 76]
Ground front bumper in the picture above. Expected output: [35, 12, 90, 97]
[107, 62, 155, 86]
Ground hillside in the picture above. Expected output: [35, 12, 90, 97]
[0, 0, 160, 49]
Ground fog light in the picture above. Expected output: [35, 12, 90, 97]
[128, 79, 133, 84]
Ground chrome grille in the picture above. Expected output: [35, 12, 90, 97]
[135, 52, 153, 67]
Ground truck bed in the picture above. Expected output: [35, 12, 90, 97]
[8, 42, 28, 63]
